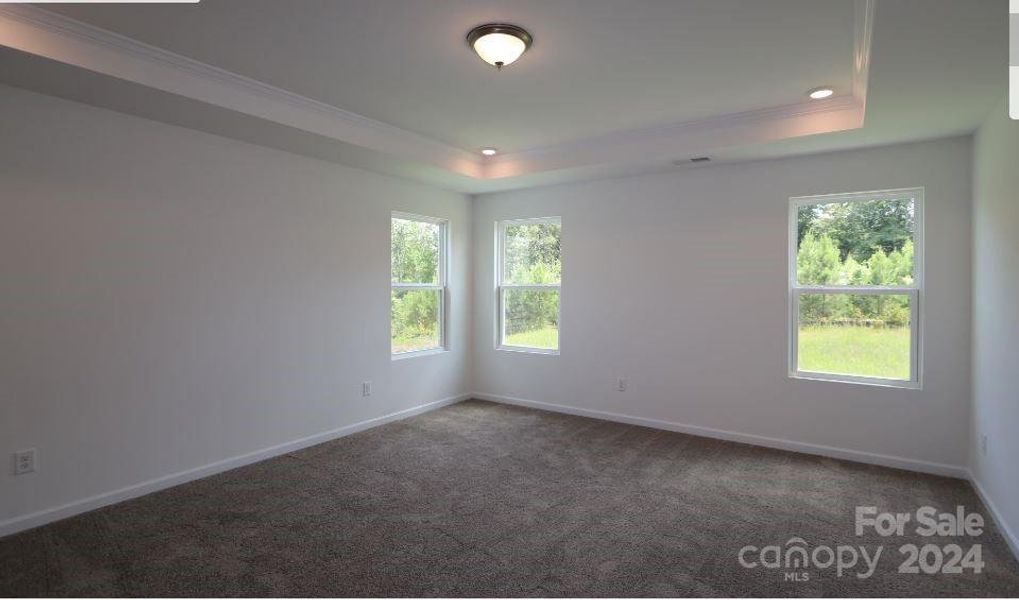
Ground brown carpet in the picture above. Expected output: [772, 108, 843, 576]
[2, 399, 1018, 597]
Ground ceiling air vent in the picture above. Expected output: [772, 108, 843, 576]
[673, 157, 712, 167]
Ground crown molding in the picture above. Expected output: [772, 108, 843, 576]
[0, 1, 874, 186]
[0, 4, 484, 179]
[484, 95, 864, 178]
[486, 0, 874, 179]
[853, 0, 876, 112]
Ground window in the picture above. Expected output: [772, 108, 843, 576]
[391, 212, 447, 356]
[497, 217, 561, 353]
[789, 188, 923, 387]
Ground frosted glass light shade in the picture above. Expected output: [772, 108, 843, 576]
[467, 24, 533, 69]
[473, 33, 526, 67]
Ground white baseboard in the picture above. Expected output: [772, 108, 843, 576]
[968, 471, 1019, 563]
[472, 392, 969, 479]
[9, 391, 1013, 564]
[474, 393, 1017, 563]
[0, 393, 469, 539]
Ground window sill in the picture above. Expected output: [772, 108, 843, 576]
[497, 345, 559, 356]
[392, 348, 449, 361]
[789, 371, 921, 390]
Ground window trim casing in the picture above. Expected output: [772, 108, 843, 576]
[787, 187, 924, 389]
[391, 211, 449, 359]
[496, 216, 562, 355]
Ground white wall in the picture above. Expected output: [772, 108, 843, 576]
[473, 137, 972, 473]
[0, 79, 989, 537]
[971, 100, 1019, 552]
[0, 84, 471, 529]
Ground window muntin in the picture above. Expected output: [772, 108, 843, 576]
[391, 213, 447, 356]
[497, 217, 561, 353]
[789, 189, 922, 387]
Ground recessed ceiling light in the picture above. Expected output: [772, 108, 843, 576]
[467, 24, 533, 69]
[481, 148, 498, 156]
[808, 87, 835, 100]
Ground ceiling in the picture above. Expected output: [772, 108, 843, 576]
[718, 0, 1005, 164]
[0, 0, 1006, 192]
[41, 0, 855, 154]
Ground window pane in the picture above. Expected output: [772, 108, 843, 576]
[392, 218, 440, 284]
[796, 197, 915, 286]
[503, 288, 559, 350]
[391, 289, 441, 353]
[503, 221, 561, 285]
[797, 293, 911, 380]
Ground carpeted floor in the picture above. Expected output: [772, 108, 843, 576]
[2, 399, 1018, 597]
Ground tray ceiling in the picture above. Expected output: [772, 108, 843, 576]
[0, 0, 1003, 192]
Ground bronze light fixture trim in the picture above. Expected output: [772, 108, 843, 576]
[466, 23, 534, 69]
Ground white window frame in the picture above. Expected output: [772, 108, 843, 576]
[391, 211, 449, 359]
[788, 188, 924, 389]
[496, 216, 561, 355]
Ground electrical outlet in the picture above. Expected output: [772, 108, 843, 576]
[980, 434, 988, 457]
[617, 377, 628, 392]
[362, 381, 372, 397]
[14, 448, 36, 475]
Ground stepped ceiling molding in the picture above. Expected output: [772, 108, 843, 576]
[0, 1, 873, 192]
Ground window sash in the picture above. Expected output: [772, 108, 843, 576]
[499, 283, 560, 290]
[497, 217, 562, 286]
[391, 287, 446, 355]
[788, 188, 923, 388]
[791, 288, 919, 386]
[792, 285, 916, 294]
[391, 211, 447, 287]
[496, 217, 562, 353]
[391, 283, 444, 290]
[497, 285, 560, 354]
[391, 212, 448, 356]
[788, 188, 924, 290]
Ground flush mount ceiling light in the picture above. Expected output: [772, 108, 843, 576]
[481, 147, 498, 156]
[808, 87, 835, 100]
[467, 23, 533, 69]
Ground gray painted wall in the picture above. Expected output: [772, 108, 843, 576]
[473, 137, 973, 473]
[971, 99, 1019, 551]
[3, 81, 1006, 548]
[0, 84, 472, 527]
